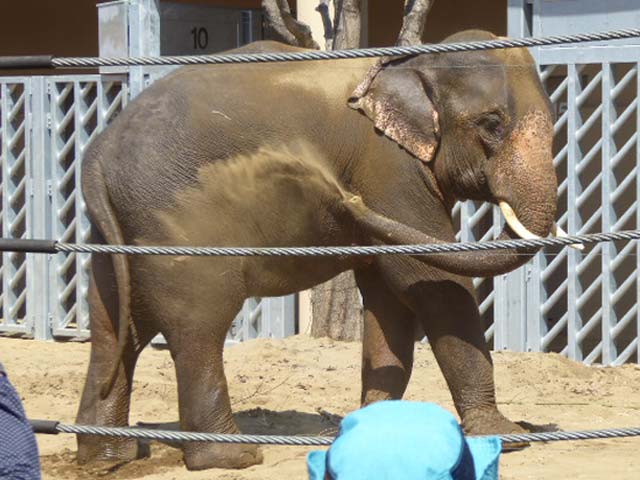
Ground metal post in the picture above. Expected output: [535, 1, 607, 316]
[637, 62, 640, 364]
[73, 81, 93, 332]
[507, 0, 536, 62]
[492, 214, 527, 350]
[48, 78, 66, 337]
[526, 253, 542, 352]
[507, 0, 533, 38]
[28, 77, 52, 339]
[264, 296, 296, 338]
[567, 63, 581, 361]
[239, 10, 253, 46]
[128, 0, 161, 98]
[504, 269, 527, 351]
[601, 63, 615, 364]
[493, 247, 507, 348]
[241, 298, 259, 340]
[484, 205, 499, 348]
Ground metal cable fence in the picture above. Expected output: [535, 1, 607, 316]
[0, 229, 635, 257]
[1, 32, 640, 363]
[29, 419, 640, 446]
[3, 28, 638, 70]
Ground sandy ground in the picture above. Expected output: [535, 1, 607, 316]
[1, 334, 640, 479]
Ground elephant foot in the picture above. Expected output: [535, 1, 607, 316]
[183, 442, 263, 470]
[461, 407, 529, 452]
[461, 406, 526, 435]
[76, 435, 150, 464]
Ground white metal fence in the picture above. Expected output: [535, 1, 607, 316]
[451, 46, 640, 365]
[0, 75, 294, 343]
[0, 80, 30, 336]
[534, 52, 639, 365]
[1, 45, 639, 364]
[48, 77, 129, 338]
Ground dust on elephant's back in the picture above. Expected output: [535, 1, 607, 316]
[140, 140, 360, 295]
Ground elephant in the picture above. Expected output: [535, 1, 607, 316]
[76, 30, 560, 470]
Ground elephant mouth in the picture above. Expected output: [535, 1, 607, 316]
[499, 201, 583, 250]
[416, 159, 448, 206]
[415, 156, 580, 251]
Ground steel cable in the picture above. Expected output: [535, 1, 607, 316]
[35, 421, 640, 446]
[50, 28, 640, 68]
[52, 229, 640, 257]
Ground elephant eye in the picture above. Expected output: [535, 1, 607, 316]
[477, 113, 505, 139]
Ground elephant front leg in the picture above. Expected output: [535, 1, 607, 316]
[414, 279, 524, 435]
[356, 269, 416, 405]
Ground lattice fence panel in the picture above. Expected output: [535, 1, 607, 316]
[48, 77, 128, 339]
[527, 64, 573, 355]
[229, 298, 262, 345]
[602, 63, 638, 365]
[227, 295, 296, 345]
[0, 81, 31, 335]
[531, 61, 640, 364]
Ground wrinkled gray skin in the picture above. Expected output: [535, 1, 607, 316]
[77, 30, 557, 470]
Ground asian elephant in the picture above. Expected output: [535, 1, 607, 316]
[76, 30, 560, 470]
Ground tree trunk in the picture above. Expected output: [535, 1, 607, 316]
[262, 0, 319, 49]
[316, 0, 334, 50]
[311, 271, 363, 341]
[309, 0, 363, 341]
[332, 0, 361, 50]
[397, 0, 434, 46]
[261, 0, 433, 341]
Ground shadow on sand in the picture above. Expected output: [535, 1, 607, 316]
[135, 407, 343, 448]
[40, 408, 342, 480]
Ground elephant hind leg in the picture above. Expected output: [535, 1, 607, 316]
[76, 252, 157, 464]
[162, 294, 262, 471]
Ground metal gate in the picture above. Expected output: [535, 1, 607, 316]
[48, 76, 129, 338]
[531, 50, 639, 365]
[450, 46, 640, 365]
[0, 75, 295, 343]
[0, 80, 31, 336]
[494, 0, 640, 365]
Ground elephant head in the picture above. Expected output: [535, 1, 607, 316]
[346, 30, 560, 277]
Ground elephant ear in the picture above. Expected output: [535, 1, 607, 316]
[348, 60, 440, 163]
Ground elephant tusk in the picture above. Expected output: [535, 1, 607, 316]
[498, 201, 541, 240]
[551, 224, 585, 251]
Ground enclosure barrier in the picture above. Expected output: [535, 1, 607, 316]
[1, 229, 640, 257]
[28, 419, 640, 446]
[1, 28, 639, 69]
[2, 28, 640, 463]
[4, 27, 640, 358]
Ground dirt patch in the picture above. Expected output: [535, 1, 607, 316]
[2, 335, 640, 479]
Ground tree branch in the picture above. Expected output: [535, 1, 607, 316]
[397, 0, 434, 46]
[332, 0, 361, 50]
[316, 0, 334, 50]
[262, 0, 319, 49]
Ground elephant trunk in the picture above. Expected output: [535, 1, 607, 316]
[478, 109, 558, 272]
[345, 110, 558, 278]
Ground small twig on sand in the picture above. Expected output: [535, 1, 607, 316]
[232, 375, 293, 406]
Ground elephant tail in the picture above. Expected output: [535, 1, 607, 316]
[82, 157, 132, 400]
